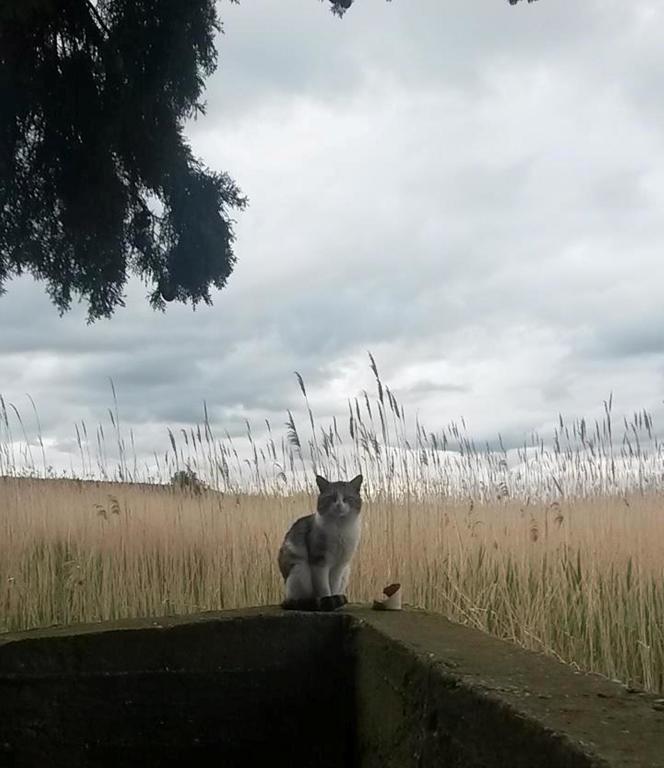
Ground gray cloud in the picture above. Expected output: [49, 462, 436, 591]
[582, 318, 664, 362]
[400, 380, 469, 396]
[2, 0, 664, 476]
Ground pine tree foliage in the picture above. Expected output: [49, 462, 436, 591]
[0, 0, 246, 319]
[1, 0, 538, 319]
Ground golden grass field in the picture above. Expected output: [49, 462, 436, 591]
[1, 476, 663, 694]
[2, 367, 664, 693]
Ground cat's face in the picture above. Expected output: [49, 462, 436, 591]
[316, 474, 363, 519]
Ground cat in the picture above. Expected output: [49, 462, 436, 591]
[278, 474, 363, 611]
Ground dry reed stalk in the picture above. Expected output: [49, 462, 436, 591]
[1, 477, 663, 694]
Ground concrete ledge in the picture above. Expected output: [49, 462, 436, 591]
[354, 609, 664, 768]
[0, 608, 354, 767]
[1, 607, 662, 767]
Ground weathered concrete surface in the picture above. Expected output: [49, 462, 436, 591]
[353, 608, 664, 768]
[1, 606, 663, 768]
[0, 608, 355, 768]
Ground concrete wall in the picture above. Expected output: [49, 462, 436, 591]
[0, 609, 355, 768]
[354, 610, 664, 768]
[1, 607, 663, 768]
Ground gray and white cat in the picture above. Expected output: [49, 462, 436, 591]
[278, 474, 363, 611]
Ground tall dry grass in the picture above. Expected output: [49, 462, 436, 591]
[1, 476, 663, 693]
[2, 357, 664, 694]
[2, 358, 663, 501]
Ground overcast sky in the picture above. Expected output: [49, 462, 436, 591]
[2, 0, 664, 478]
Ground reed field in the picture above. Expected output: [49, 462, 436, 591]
[1, 361, 664, 694]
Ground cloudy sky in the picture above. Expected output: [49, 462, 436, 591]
[2, 0, 664, 478]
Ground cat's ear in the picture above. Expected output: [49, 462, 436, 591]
[316, 475, 330, 493]
[349, 474, 363, 492]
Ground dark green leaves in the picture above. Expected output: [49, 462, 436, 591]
[0, 0, 246, 320]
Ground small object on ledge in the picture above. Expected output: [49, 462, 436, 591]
[372, 583, 402, 611]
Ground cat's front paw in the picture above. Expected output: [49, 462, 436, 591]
[318, 594, 348, 612]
